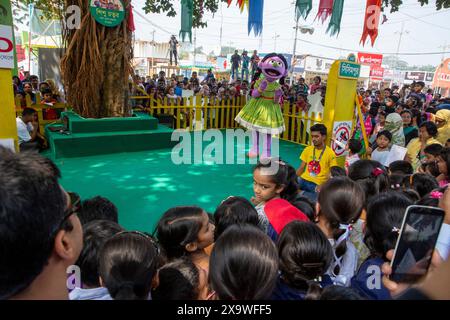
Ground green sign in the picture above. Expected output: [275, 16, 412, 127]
[339, 62, 360, 79]
[90, 0, 125, 27]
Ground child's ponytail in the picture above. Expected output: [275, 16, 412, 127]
[348, 160, 389, 202]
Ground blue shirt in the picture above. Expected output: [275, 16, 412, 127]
[69, 287, 112, 300]
[351, 257, 391, 300]
[175, 86, 182, 97]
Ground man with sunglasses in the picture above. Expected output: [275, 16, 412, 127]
[0, 147, 83, 300]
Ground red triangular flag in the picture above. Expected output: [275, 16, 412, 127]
[360, 0, 382, 47]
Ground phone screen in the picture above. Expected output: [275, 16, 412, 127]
[390, 205, 444, 283]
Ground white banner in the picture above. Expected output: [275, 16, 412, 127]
[0, 24, 14, 69]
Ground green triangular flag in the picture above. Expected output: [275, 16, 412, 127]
[326, 0, 345, 37]
[180, 0, 193, 43]
[295, 0, 312, 21]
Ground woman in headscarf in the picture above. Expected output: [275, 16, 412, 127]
[435, 109, 450, 145]
[384, 113, 405, 147]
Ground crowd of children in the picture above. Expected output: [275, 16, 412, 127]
[1, 126, 449, 300]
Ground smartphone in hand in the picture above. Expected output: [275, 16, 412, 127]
[390, 205, 444, 283]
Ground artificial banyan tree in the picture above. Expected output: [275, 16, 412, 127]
[60, 0, 133, 118]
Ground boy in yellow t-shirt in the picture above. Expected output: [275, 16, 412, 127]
[296, 124, 338, 201]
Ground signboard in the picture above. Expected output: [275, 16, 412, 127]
[425, 72, 434, 82]
[304, 56, 334, 74]
[90, 0, 125, 27]
[331, 121, 352, 157]
[370, 66, 384, 79]
[339, 62, 361, 79]
[357, 52, 383, 66]
[0, 24, 14, 69]
[347, 53, 356, 62]
[404, 71, 425, 81]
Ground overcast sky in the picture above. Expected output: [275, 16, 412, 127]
[132, 0, 450, 67]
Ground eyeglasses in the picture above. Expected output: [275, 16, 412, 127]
[51, 191, 80, 237]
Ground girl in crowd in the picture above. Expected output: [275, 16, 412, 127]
[155, 206, 215, 274]
[273, 221, 333, 300]
[251, 158, 308, 241]
[436, 148, 450, 187]
[152, 258, 210, 300]
[351, 193, 412, 300]
[314, 177, 366, 287]
[209, 224, 278, 300]
[98, 231, 160, 300]
[401, 110, 418, 146]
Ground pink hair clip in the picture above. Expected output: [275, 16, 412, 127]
[372, 167, 384, 177]
[430, 191, 443, 199]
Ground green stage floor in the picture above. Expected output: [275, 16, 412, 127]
[52, 135, 304, 233]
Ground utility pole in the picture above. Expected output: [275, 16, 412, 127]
[193, 28, 197, 70]
[290, 21, 299, 85]
[272, 32, 280, 52]
[438, 42, 449, 62]
[219, 3, 223, 55]
[394, 22, 409, 71]
[151, 30, 155, 76]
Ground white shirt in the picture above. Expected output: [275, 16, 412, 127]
[16, 117, 32, 144]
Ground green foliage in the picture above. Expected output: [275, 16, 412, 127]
[382, 0, 450, 13]
[143, 0, 228, 28]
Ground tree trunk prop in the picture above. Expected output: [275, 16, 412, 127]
[60, 0, 133, 118]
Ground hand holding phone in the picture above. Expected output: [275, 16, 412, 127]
[389, 205, 445, 283]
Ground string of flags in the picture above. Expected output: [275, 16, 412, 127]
[179, 0, 384, 47]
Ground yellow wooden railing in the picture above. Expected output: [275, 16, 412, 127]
[131, 92, 323, 146]
[15, 94, 67, 133]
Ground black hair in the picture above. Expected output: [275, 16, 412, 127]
[330, 166, 346, 178]
[76, 220, 124, 288]
[364, 192, 412, 257]
[348, 160, 389, 202]
[253, 158, 299, 202]
[438, 147, 450, 179]
[320, 285, 364, 300]
[401, 189, 421, 203]
[310, 123, 327, 136]
[389, 174, 404, 191]
[348, 139, 362, 154]
[424, 144, 444, 157]
[22, 107, 36, 117]
[278, 221, 333, 300]
[0, 147, 69, 299]
[99, 232, 160, 300]
[152, 258, 200, 300]
[377, 130, 392, 141]
[290, 195, 316, 222]
[400, 109, 413, 125]
[41, 88, 52, 95]
[407, 173, 439, 198]
[419, 121, 438, 138]
[317, 177, 365, 275]
[209, 224, 278, 300]
[389, 160, 413, 175]
[155, 206, 205, 260]
[423, 161, 441, 178]
[78, 196, 119, 225]
[29, 75, 38, 81]
[213, 196, 259, 241]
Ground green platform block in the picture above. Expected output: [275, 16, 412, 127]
[46, 125, 176, 159]
[63, 111, 159, 133]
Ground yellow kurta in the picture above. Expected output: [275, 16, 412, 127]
[406, 137, 442, 171]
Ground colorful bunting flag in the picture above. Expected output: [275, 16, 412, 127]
[248, 0, 264, 37]
[315, 0, 334, 24]
[326, 0, 344, 36]
[295, 0, 313, 21]
[179, 0, 193, 42]
[360, 0, 382, 46]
